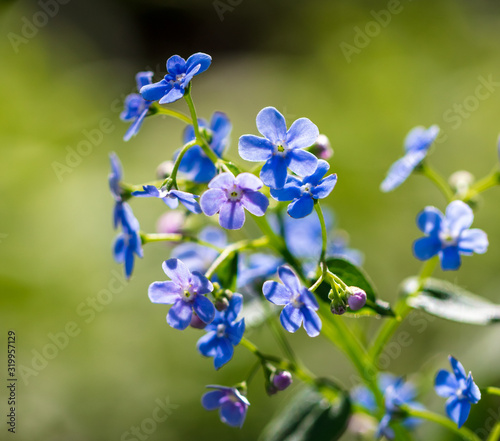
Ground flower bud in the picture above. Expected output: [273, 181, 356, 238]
[449, 171, 474, 199]
[310, 134, 333, 160]
[331, 301, 346, 315]
[347, 286, 367, 311]
[214, 297, 229, 311]
[156, 211, 185, 235]
[190, 313, 207, 329]
[272, 370, 293, 391]
[156, 160, 175, 179]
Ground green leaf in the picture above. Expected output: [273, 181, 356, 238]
[223, 161, 242, 176]
[259, 381, 351, 441]
[402, 277, 500, 325]
[215, 251, 239, 292]
[315, 258, 394, 317]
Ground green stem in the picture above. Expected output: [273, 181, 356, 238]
[369, 257, 438, 362]
[265, 305, 297, 363]
[314, 201, 328, 266]
[487, 421, 500, 441]
[141, 233, 223, 252]
[246, 361, 261, 385]
[401, 405, 481, 441]
[121, 180, 164, 194]
[418, 163, 454, 202]
[483, 387, 500, 397]
[167, 139, 198, 189]
[464, 170, 500, 202]
[153, 105, 192, 125]
[205, 236, 269, 279]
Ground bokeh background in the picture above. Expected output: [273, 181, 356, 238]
[2, 0, 500, 439]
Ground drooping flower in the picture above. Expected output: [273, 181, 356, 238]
[177, 112, 231, 183]
[413, 200, 488, 270]
[201, 385, 250, 428]
[109, 152, 128, 229]
[352, 374, 422, 440]
[238, 107, 319, 189]
[148, 258, 215, 330]
[435, 355, 481, 428]
[112, 203, 143, 279]
[140, 53, 212, 104]
[171, 227, 227, 273]
[201, 172, 269, 230]
[380, 125, 440, 192]
[197, 293, 245, 369]
[132, 185, 201, 214]
[263, 265, 321, 337]
[270, 159, 337, 218]
[121, 71, 154, 141]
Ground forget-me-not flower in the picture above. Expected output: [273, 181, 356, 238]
[381, 125, 440, 192]
[435, 355, 481, 428]
[177, 112, 231, 183]
[237, 252, 281, 289]
[132, 185, 201, 214]
[201, 172, 269, 230]
[202, 385, 250, 428]
[197, 294, 245, 369]
[140, 53, 211, 104]
[121, 71, 154, 141]
[263, 265, 321, 337]
[148, 258, 215, 330]
[270, 159, 337, 218]
[238, 107, 319, 189]
[413, 200, 488, 270]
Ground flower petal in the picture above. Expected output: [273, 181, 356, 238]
[434, 370, 459, 398]
[416, 206, 444, 235]
[219, 400, 247, 428]
[113, 235, 125, 263]
[446, 201, 474, 236]
[201, 390, 226, 410]
[135, 71, 153, 90]
[225, 293, 243, 322]
[458, 229, 488, 255]
[270, 177, 302, 201]
[380, 151, 425, 192]
[214, 338, 234, 369]
[219, 201, 245, 230]
[280, 303, 303, 333]
[301, 307, 321, 337]
[256, 107, 287, 143]
[208, 172, 235, 189]
[148, 281, 182, 304]
[465, 374, 481, 403]
[311, 174, 337, 199]
[404, 125, 439, 154]
[170, 190, 202, 214]
[190, 271, 214, 295]
[446, 396, 471, 428]
[263, 281, 292, 305]
[235, 173, 263, 191]
[197, 332, 218, 357]
[167, 299, 192, 330]
[449, 356, 467, 381]
[278, 266, 301, 293]
[240, 191, 269, 216]
[287, 195, 314, 219]
[162, 258, 192, 287]
[238, 135, 274, 162]
[193, 295, 216, 324]
[185, 52, 212, 76]
[166, 55, 186, 74]
[140, 79, 170, 101]
[413, 236, 441, 261]
[201, 188, 227, 216]
[260, 155, 289, 189]
[226, 319, 245, 346]
[124, 107, 149, 142]
[159, 86, 184, 104]
[286, 117, 319, 150]
[301, 288, 319, 310]
[303, 159, 330, 185]
[440, 246, 461, 271]
[287, 149, 318, 177]
[132, 185, 161, 198]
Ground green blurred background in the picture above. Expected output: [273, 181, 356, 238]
[1, 0, 500, 439]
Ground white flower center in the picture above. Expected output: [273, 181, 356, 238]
[301, 183, 313, 195]
[273, 141, 288, 157]
[226, 185, 243, 202]
[438, 228, 458, 246]
[216, 323, 226, 338]
[291, 293, 303, 308]
[176, 73, 186, 82]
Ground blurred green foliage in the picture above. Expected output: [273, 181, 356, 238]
[1, 0, 500, 439]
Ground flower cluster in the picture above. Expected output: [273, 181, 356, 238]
[106, 51, 496, 437]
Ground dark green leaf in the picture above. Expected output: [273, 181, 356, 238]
[259, 381, 351, 441]
[223, 161, 242, 176]
[402, 277, 500, 325]
[315, 258, 394, 317]
[215, 251, 239, 292]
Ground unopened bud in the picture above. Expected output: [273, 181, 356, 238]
[331, 302, 346, 315]
[347, 286, 367, 311]
[449, 171, 474, 199]
[272, 370, 293, 391]
[156, 211, 185, 235]
[310, 134, 333, 160]
[156, 160, 175, 179]
[190, 313, 207, 329]
[214, 297, 229, 311]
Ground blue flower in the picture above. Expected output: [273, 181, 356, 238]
[121, 72, 154, 141]
[238, 107, 319, 189]
[201, 172, 269, 230]
[352, 374, 422, 440]
[132, 185, 201, 214]
[148, 258, 215, 330]
[202, 385, 250, 428]
[435, 355, 481, 428]
[140, 53, 211, 104]
[270, 159, 337, 218]
[413, 200, 488, 270]
[197, 294, 245, 369]
[237, 252, 281, 289]
[263, 265, 321, 337]
[177, 112, 231, 183]
[380, 125, 440, 192]
[171, 227, 227, 273]
[109, 152, 127, 229]
[112, 203, 143, 279]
